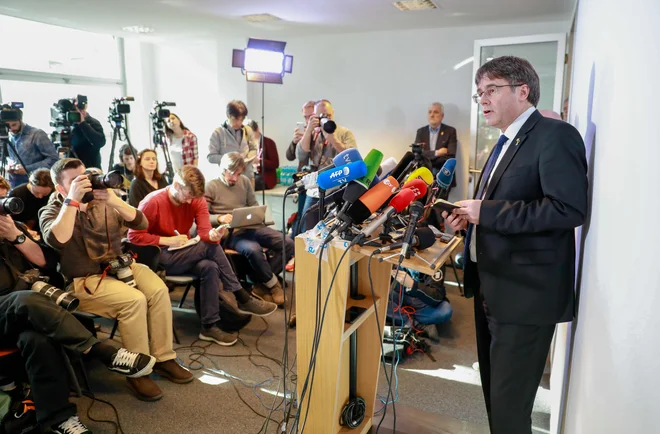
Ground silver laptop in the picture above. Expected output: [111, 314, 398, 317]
[230, 205, 269, 229]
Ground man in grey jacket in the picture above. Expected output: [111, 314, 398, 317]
[208, 100, 258, 182]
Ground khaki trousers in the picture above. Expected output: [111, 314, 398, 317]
[72, 263, 176, 362]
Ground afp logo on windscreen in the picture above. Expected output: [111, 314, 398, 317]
[329, 166, 350, 179]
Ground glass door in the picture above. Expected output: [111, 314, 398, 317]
[468, 34, 567, 196]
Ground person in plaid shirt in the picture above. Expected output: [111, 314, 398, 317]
[165, 113, 198, 171]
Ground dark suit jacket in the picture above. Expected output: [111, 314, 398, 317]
[415, 123, 457, 186]
[464, 110, 588, 325]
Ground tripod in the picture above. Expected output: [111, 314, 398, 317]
[0, 135, 32, 183]
[152, 128, 174, 184]
[107, 114, 138, 174]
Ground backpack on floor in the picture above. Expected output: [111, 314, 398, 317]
[0, 386, 38, 434]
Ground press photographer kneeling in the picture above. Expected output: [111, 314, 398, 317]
[0, 197, 155, 434]
[39, 158, 192, 402]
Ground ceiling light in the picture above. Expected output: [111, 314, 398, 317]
[122, 25, 155, 34]
[393, 0, 438, 11]
[241, 14, 282, 23]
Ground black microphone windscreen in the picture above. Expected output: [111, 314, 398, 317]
[342, 182, 368, 204]
[345, 200, 373, 225]
[414, 227, 435, 250]
[390, 152, 415, 180]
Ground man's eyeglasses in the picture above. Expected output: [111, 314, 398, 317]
[472, 84, 524, 104]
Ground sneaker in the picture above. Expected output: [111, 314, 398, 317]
[252, 284, 274, 303]
[199, 325, 238, 346]
[285, 257, 295, 272]
[270, 282, 285, 306]
[153, 360, 194, 384]
[126, 376, 163, 402]
[237, 296, 277, 317]
[108, 348, 156, 378]
[51, 415, 91, 434]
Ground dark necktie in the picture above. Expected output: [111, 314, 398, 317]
[463, 134, 508, 263]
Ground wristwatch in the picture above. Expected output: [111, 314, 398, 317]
[64, 198, 80, 209]
[10, 234, 26, 245]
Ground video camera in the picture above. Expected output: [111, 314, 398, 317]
[0, 102, 24, 141]
[150, 101, 175, 133]
[50, 95, 87, 157]
[81, 169, 123, 203]
[109, 96, 134, 124]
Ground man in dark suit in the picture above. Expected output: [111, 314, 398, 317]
[444, 56, 588, 434]
[414, 102, 457, 194]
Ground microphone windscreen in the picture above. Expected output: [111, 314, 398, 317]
[379, 157, 398, 178]
[345, 200, 373, 224]
[402, 178, 428, 199]
[357, 176, 399, 213]
[333, 148, 363, 166]
[414, 227, 436, 250]
[436, 158, 457, 190]
[405, 167, 434, 185]
[342, 182, 368, 204]
[389, 152, 414, 180]
[357, 149, 384, 187]
[389, 189, 416, 213]
[317, 161, 367, 190]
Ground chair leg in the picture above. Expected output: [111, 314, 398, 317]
[449, 254, 464, 296]
[172, 326, 180, 345]
[109, 319, 119, 340]
[179, 283, 193, 308]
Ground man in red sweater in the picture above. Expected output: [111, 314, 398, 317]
[128, 165, 276, 346]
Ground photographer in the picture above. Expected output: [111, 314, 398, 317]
[7, 169, 54, 235]
[0, 209, 155, 434]
[70, 99, 106, 169]
[2, 107, 58, 187]
[208, 100, 258, 185]
[39, 158, 192, 402]
[296, 99, 357, 232]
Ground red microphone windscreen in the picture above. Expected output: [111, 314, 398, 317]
[389, 189, 416, 213]
[402, 178, 428, 199]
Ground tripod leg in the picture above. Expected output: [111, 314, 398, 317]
[108, 127, 119, 173]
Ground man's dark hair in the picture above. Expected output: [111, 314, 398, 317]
[51, 158, 84, 186]
[475, 56, 540, 106]
[29, 169, 55, 189]
[118, 144, 137, 158]
[247, 120, 259, 132]
[226, 100, 248, 119]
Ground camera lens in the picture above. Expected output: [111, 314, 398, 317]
[0, 197, 24, 216]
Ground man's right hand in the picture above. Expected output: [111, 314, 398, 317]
[163, 235, 189, 247]
[305, 116, 319, 135]
[67, 175, 92, 202]
[218, 214, 233, 225]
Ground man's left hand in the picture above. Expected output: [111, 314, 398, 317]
[11, 165, 26, 175]
[75, 109, 87, 124]
[453, 200, 482, 225]
[0, 216, 22, 241]
[93, 188, 120, 205]
[435, 148, 448, 157]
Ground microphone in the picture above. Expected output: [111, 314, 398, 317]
[405, 167, 434, 186]
[375, 227, 435, 253]
[401, 178, 428, 200]
[358, 189, 416, 239]
[435, 158, 457, 195]
[400, 201, 425, 259]
[317, 161, 368, 191]
[379, 157, 398, 178]
[341, 149, 384, 206]
[287, 148, 363, 192]
[389, 151, 415, 181]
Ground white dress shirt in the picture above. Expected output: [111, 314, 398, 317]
[470, 106, 536, 262]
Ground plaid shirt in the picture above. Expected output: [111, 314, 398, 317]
[180, 129, 198, 166]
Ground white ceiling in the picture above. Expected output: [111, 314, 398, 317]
[0, 0, 575, 41]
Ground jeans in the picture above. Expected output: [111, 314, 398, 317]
[301, 195, 320, 234]
[227, 227, 295, 284]
[159, 242, 242, 326]
[0, 291, 98, 426]
[290, 191, 307, 239]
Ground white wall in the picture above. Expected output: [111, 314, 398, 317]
[245, 20, 569, 200]
[562, 0, 660, 433]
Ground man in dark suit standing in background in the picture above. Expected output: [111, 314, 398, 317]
[414, 102, 457, 196]
[444, 56, 588, 434]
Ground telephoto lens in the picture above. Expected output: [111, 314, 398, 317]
[31, 281, 79, 312]
[0, 197, 23, 216]
[88, 170, 123, 189]
[115, 266, 136, 287]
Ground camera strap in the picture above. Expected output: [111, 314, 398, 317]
[312, 130, 329, 168]
[78, 205, 113, 296]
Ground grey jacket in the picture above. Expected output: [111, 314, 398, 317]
[208, 123, 258, 178]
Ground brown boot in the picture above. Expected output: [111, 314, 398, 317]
[252, 284, 274, 303]
[126, 376, 163, 401]
[270, 281, 285, 306]
[153, 359, 194, 384]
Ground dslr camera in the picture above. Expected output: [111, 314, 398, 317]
[0, 197, 24, 216]
[318, 113, 337, 134]
[81, 169, 124, 203]
[0, 102, 24, 141]
[14, 269, 79, 312]
[102, 253, 136, 287]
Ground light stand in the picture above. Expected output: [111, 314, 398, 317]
[259, 83, 265, 204]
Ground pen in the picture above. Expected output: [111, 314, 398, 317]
[174, 230, 180, 236]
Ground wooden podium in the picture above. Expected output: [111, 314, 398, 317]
[294, 236, 461, 434]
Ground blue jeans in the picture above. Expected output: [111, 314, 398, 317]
[301, 195, 320, 234]
[159, 242, 242, 326]
[227, 227, 295, 284]
[290, 191, 307, 239]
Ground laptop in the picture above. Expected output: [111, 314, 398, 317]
[230, 205, 270, 229]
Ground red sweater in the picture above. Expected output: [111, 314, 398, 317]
[127, 187, 218, 246]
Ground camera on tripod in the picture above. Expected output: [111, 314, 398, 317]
[109, 96, 134, 123]
[50, 95, 87, 158]
[410, 142, 425, 162]
[0, 102, 24, 140]
[81, 169, 123, 203]
[150, 101, 175, 132]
